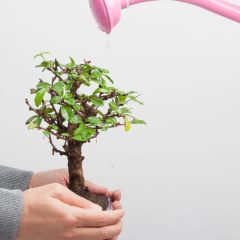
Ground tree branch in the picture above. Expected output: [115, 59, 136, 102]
[47, 67, 64, 81]
[48, 135, 67, 156]
[25, 99, 55, 126]
[37, 125, 66, 140]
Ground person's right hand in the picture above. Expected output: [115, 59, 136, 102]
[17, 183, 124, 240]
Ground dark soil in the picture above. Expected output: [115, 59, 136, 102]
[77, 187, 112, 211]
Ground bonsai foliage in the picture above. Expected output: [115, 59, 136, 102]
[26, 52, 145, 200]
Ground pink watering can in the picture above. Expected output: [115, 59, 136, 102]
[89, 0, 240, 33]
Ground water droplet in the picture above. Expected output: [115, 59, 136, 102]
[105, 35, 111, 50]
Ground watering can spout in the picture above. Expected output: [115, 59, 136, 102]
[89, 0, 240, 33]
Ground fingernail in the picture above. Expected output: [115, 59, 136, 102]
[91, 204, 102, 211]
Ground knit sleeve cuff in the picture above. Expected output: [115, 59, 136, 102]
[0, 165, 33, 191]
[0, 189, 23, 240]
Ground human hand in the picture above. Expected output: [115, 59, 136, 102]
[30, 168, 122, 202]
[29, 168, 69, 188]
[30, 168, 124, 239]
[17, 183, 124, 240]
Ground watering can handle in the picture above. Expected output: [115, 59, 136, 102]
[128, 0, 240, 22]
[177, 0, 240, 22]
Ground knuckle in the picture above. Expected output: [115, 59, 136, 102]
[76, 213, 84, 227]
[97, 214, 107, 227]
[51, 183, 63, 194]
[64, 215, 77, 227]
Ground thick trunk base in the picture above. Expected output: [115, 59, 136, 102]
[67, 140, 111, 210]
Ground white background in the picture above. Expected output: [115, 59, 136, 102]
[0, 0, 240, 239]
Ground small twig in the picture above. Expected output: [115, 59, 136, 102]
[25, 99, 54, 125]
[47, 67, 64, 81]
[55, 59, 65, 72]
[37, 125, 66, 140]
[49, 135, 67, 156]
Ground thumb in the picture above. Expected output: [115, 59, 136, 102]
[49, 184, 102, 210]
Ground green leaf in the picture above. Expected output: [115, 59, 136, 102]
[53, 82, 65, 95]
[65, 80, 74, 90]
[81, 128, 96, 140]
[26, 116, 42, 129]
[60, 106, 74, 121]
[37, 82, 50, 90]
[128, 91, 138, 95]
[68, 73, 79, 80]
[119, 107, 132, 114]
[118, 95, 127, 104]
[73, 123, 87, 136]
[65, 98, 76, 106]
[34, 52, 51, 59]
[27, 122, 38, 129]
[98, 67, 110, 74]
[103, 74, 114, 83]
[72, 135, 86, 142]
[49, 125, 59, 130]
[35, 89, 47, 107]
[92, 87, 112, 95]
[101, 126, 109, 131]
[34, 117, 42, 126]
[25, 115, 38, 124]
[44, 108, 54, 114]
[50, 96, 62, 104]
[69, 115, 82, 124]
[90, 96, 104, 107]
[128, 96, 144, 105]
[64, 92, 73, 99]
[124, 116, 131, 132]
[61, 133, 70, 137]
[73, 124, 96, 141]
[131, 119, 147, 124]
[73, 104, 81, 112]
[99, 78, 107, 88]
[36, 61, 53, 69]
[109, 102, 118, 111]
[69, 56, 76, 65]
[80, 73, 90, 83]
[97, 110, 104, 117]
[91, 69, 102, 79]
[43, 130, 50, 137]
[87, 117, 102, 126]
[105, 117, 117, 125]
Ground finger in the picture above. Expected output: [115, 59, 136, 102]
[85, 180, 108, 195]
[50, 184, 101, 210]
[108, 190, 121, 201]
[112, 201, 122, 210]
[106, 237, 118, 240]
[73, 220, 123, 240]
[73, 208, 124, 227]
[58, 168, 69, 185]
[112, 190, 121, 201]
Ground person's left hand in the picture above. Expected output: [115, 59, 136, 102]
[29, 169, 121, 202]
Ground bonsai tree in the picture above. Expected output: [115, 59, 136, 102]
[26, 52, 145, 209]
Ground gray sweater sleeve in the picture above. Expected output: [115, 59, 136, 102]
[0, 166, 33, 240]
[0, 189, 23, 240]
[0, 165, 33, 191]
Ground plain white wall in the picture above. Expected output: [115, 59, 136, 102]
[0, 0, 240, 239]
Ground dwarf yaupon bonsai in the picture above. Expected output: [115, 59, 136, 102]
[26, 52, 145, 209]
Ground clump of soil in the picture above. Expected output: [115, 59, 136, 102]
[77, 188, 112, 211]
